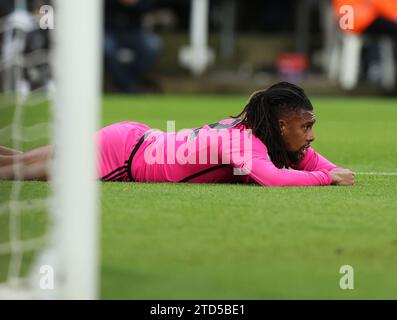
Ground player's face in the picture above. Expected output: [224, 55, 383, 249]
[279, 110, 316, 160]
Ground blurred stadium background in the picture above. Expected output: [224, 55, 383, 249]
[2, 0, 396, 96]
[0, 0, 397, 299]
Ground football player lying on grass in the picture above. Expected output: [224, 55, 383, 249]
[0, 82, 354, 186]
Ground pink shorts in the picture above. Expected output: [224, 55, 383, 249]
[96, 121, 151, 181]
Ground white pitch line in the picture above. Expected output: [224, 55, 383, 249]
[355, 172, 397, 176]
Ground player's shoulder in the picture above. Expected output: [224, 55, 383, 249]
[206, 118, 245, 129]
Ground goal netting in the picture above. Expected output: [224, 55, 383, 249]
[0, 0, 101, 299]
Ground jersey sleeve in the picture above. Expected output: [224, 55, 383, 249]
[291, 147, 342, 172]
[228, 132, 333, 187]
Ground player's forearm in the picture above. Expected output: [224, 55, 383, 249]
[249, 167, 332, 187]
[295, 147, 341, 172]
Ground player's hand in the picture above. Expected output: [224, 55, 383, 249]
[329, 169, 355, 186]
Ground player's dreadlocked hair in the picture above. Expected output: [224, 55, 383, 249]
[233, 82, 313, 169]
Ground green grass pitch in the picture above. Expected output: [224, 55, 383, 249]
[0, 95, 397, 299]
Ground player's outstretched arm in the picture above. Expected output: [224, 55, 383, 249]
[292, 147, 354, 186]
[229, 135, 354, 186]
[328, 169, 355, 186]
[293, 147, 341, 172]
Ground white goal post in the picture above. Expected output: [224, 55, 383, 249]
[52, 0, 102, 299]
[0, 0, 102, 299]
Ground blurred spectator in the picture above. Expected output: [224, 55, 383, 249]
[0, 0, 51, 92]
[104, 0, 162, 93]
[333, 0, 397, 86]
[333, 0, 397, 35]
